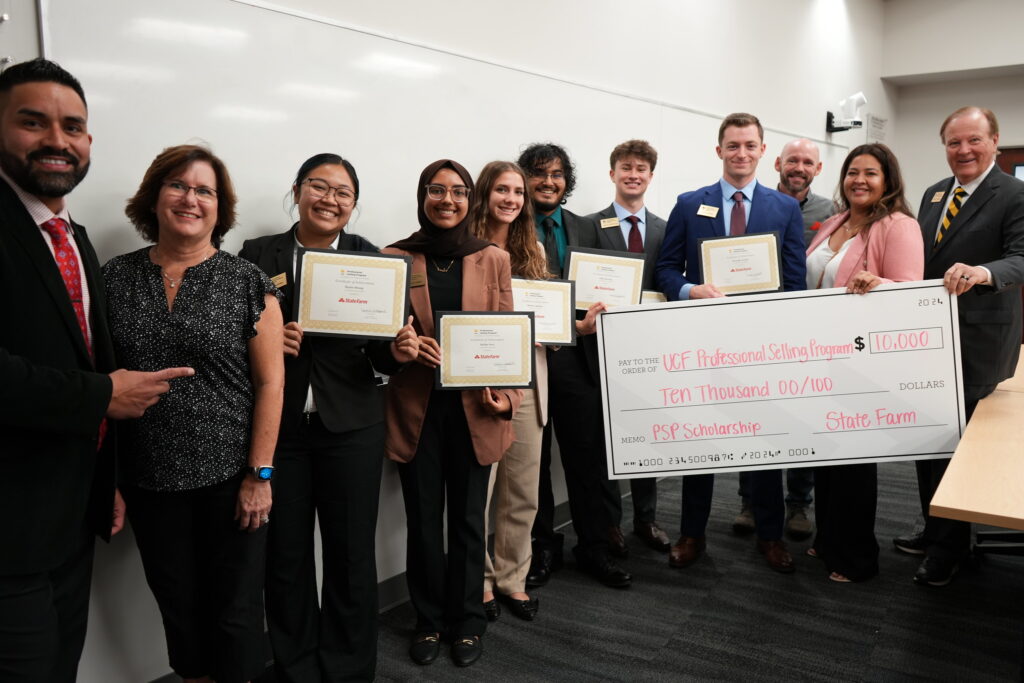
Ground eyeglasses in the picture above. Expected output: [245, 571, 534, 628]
[528, 170, 565, 182]
[163, 180, 218, 204]
[424, 184, 470, 202]
[302, 178, 356, 206]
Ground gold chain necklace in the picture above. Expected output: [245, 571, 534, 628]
[430, 257, 456, 272]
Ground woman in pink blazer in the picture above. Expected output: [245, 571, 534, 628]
[805, 143, 924, 582]
[383, 159, 521, 668]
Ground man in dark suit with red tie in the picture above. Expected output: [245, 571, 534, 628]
[0, 58, 192, 681]
[588, 139, 671, 557]
[655, 113, 806, 574]
[893, 106, 1024, 586]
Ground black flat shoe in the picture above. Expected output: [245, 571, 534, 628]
[483, 598, 500, 622]
[497, 592, 538, 621]
[451, 636, 482, 667]
[409, 632, 441, 665]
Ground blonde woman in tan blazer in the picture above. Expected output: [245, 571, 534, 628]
[383, 159, 521, 669]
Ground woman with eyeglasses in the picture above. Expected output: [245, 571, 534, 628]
[464, 161, 547, 622]
[383, 159, 520, 668]
[103, 144, 284, 683]
[238, 153, 418, 682]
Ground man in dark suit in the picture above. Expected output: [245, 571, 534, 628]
[519, 142, 632, 589]
[0, 58, 191, 681]
[588, 139, 670, 556]
[655, 113, 806, 574]
[893, 106, 1024, 586]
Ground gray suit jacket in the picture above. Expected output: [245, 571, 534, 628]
[588, 204, 666, 290]
[918, 167, 1024, 390]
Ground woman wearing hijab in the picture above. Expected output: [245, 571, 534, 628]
[382, 159, 520, 668]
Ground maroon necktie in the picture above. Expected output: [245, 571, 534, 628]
[730, 191, 746, 235]
[41, 217, 107, 447]
[625, 215, 643, 253]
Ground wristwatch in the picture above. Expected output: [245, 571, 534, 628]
[248, 466, 275, 482]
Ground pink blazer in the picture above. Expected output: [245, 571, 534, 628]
[806, 210, 924, 287]
[381, 245, 523, 466]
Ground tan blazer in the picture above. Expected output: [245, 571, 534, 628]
[382, 245, 523, 465]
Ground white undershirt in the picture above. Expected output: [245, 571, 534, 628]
[806, 237, 853, 290]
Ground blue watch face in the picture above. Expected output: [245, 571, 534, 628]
[255, 466, 274, 480]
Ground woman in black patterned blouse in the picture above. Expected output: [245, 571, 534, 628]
[103, 144, 284, 683]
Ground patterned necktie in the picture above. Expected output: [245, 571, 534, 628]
[541, 216, 560, 275]
[625, 215, 643, 253]
[730, 191, 746, 236]
[41, 217, 91, 356]
[935, 186, 966, 246]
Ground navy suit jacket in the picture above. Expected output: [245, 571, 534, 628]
[655, 181, 806, 299]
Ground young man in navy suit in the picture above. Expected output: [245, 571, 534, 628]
[655, 113, 806, 573]
[0, 58, 191, 681]
[893, 106, 1024, 586]
[587, 140, 671, 556]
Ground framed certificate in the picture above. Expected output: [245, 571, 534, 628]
[565, 247, 645, 310]
[641, 290, 667, 304]
[435, 311, 535, 390]
[295, 249, 411, 339]
[698, 232, 781, 295]
[511, 278, 575, 346]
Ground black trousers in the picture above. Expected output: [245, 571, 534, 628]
[124, 476, 267, 683]
[915, 389, 990, 559]
[680, 470, 784, 540]
[398, 390, 491, 639]
[605, 477, 659, 527]
[532, 420, 564, 554]
[0, 528, 94, 683]
[813, 463, 879, 581]
[543, 345, 615, 560]
[266, 415, 384, 683]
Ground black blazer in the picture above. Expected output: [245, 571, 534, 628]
[588, 204, 666, 290]
[918, 168, 1024, 388]
[239, 225, 402, 436]
[0, 178, 116, 575]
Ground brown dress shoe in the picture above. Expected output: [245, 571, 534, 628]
[669, 536, 706, 568]
[607, 525, 629, 559]
[634, 521, 671, 552]
[757, 539, 795, 573]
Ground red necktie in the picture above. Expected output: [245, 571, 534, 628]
[41, 217, 106, 447]
[730, 191, 746, 236]
[625, 215, 643, 253]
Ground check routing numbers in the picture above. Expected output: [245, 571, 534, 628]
[596, 281, 966, 479]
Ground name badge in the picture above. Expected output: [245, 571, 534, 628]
[410, 273, 427, 288]
[599, 217, 620, 229]
[931, 191, 945, 203]
[271, 272, 288, 288]
[697, 204, 720, 218]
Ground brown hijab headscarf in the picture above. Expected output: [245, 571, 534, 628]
[388, 159, 492, 258]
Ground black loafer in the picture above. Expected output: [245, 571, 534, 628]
[409, 632, 441, 665]
[483, 598, 500, 622]
[576, 552, 632, 588]
[893, 532, 928, 555]
[525, 547, 563, 588]
[498, 592, 538, 621]
[913, 555, 959, 587]
[451, 636, 482, 667]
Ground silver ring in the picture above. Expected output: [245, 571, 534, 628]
[961, 275, 970, 280]
[260, 516, 270, 524]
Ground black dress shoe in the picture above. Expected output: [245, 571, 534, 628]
[607, 525, 629, 558]
[893, 531, 928, 555]
[483, 598, 500, 622]
[409, 632, 441, 665]
[913, 555, 959, 587]
[451, 636, 482, 667]
[633, 521, 671, 552]
[576, 553, 632, 588]
[498, 592, 539, 621]
[526, 547, 563, 588]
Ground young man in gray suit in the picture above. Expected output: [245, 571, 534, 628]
[588, 140, 671, 556]
[893, 106, 1024, 586]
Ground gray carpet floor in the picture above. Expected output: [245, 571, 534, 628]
[373, 462, 1024, 682]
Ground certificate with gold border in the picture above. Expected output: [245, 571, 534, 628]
[699, 232, 781, 295]
[565, 247, 645, 310]
[295, 249, 411, 339]
[435, 311, 535, 390]
[511, 278, 575, 346]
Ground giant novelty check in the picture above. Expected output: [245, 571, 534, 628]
[596, 281, 965, 478]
